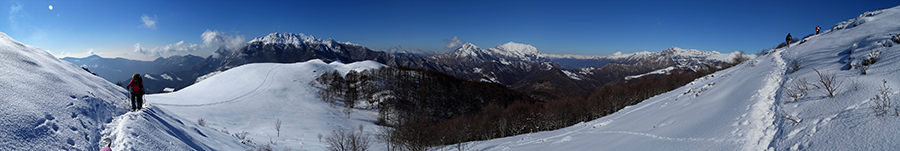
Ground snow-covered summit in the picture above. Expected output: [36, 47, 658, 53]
[452, 43, 482, 57]
[445, 42, 546, 62]
[247, 32, 359, 48]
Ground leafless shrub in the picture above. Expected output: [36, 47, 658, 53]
[376, 126, 399, 151]
[871, 80, 896, 117]
[275, 119, 282, 137]
[235, 131, 251, 144]
[892, 34, 900, 44]
[780, 78, 813, 101]
[252, 144, 273, 151]
[731, 51, 750, 64]
[779, 111, 799, 124]
[326, 126, 371, 151]
[854, 63, 870, 75]
[789, 60, 802, 74]
[862, 49, 880, 66]
[813, 68, 841, 98]
[197, 118, 206, 126]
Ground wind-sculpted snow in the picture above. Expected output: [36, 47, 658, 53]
[0, 32, 128, 150]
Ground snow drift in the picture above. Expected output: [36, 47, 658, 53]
[0, 32, 128, 150]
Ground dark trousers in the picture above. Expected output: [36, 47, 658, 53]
[131, 93, 143, 110]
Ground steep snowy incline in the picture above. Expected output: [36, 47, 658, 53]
[106, 60, 386, 150]
[0, 32, 129, 150]
[462, 5, 900, 151]
[769, 6, 900, 150]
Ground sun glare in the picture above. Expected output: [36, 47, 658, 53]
[49, 5, 53, 10]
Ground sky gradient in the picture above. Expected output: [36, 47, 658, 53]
[3, 0, 899, 61]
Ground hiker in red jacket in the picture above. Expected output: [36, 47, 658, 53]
[126, 74, 145, 111]
[816, 26, 821, 34]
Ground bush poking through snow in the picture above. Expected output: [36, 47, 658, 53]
[813, 68, 841, 98]
[780, 78, 813, 101]
[789, 60, 802, 74]
[778, 111, 799, 124]
[197, 118, 206, 126]
[854, 63, 870, 75]
[731, 51, 750, 64]
[862, 49, 880, 66]
[892, 34, 900, 44]
[325, 126, 371, 151]
[275, 119, 282, 137]
[871, 80, 897, 117]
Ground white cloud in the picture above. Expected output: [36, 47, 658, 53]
[141, 14, 157, 29]
[134, 41, 200, 57]
[87, 49, 99, 56]
[10, 4, 22, 14]
[9, 4, 25, 31]
[444, 36, 466, 50]
[201, 30, 246, 51]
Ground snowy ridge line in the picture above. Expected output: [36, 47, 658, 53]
[151, 65, 284, 107]
[743, 49, 785, 151]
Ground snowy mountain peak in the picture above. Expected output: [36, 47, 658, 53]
[446, 42, 546, 62]
[450, 43, 483, 57]
[248, 32, 327, 47]
[492, 42, 540, 55]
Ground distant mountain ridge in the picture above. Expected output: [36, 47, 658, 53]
[63, 32, 749, 96]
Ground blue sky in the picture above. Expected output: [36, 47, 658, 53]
[3, 0, 898, 61]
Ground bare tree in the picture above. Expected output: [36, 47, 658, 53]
[326, 127, 371, 151]
[871, 80, 895, 117]
[813, 68, 841, 98]
[275, 119, 282, 137]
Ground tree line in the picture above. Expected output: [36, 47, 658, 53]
[313, 63, 732, 150]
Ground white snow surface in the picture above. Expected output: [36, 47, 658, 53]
[560, 70, 582, 80]
[0, 32, 129, 150]
[460, 5, 900, 151]
[112, 59, 386, 150]
[624, 66, 676, 80]
[142, 74, 156, 80]
[159, 73, 173, 81]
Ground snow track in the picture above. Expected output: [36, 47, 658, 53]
[151, 65, 284, 107]
[742, 49, 785, 151]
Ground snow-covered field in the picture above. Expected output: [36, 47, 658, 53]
[105, 60, 386, 150]
[3, 4, 900, 151]
[459, 5, 900, 151]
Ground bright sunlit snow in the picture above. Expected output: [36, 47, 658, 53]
[458, 5, 900, 151]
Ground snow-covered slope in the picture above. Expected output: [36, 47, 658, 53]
[103, 59, 385, 150]
[463, 5, 900, 151]
[0, 32, 129, 150]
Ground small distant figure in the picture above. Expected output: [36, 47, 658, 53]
[816, 26, 821, 34]
[785, 33, 792, 47]
[126, 74, 145, 112]
[101, 138, 112, 151]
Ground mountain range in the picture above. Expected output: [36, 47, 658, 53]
[63, 33, 749, 95]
